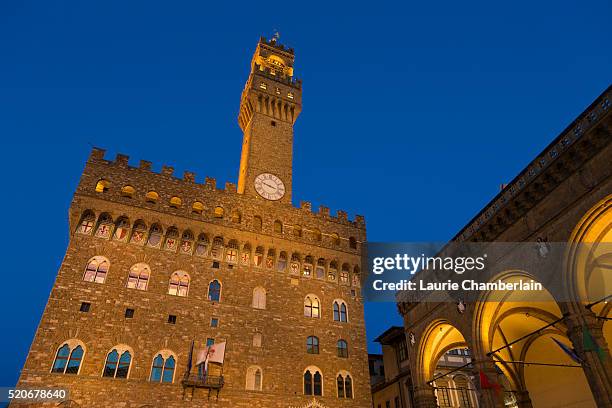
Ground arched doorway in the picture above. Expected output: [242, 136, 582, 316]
[474, 271, 597, 407]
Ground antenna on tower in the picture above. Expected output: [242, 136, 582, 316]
[272, 29, 280, 42]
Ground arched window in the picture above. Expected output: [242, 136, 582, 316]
[211, 236, 224, 260]
[254, 246, 264, 267]
[164, 226, 179, 251]
[246, 366, 263, 391]
[293, 225, 302, 237]
[253, 215, 263, 231]
[51, 341, 84, 375]
[168, 271, 190, 297]
[330, 233, 340, 246]
[150, 352, 176, 383]
[241, 243, 251, 265]
[226, 240, 239, 263]
[252, 332, 262, 347]
[349, 236, 357, 249]
[145, 191, 159, 204]
[130, 220, 147, 244]
[231, 209, 242, 223]
[213, 206, 224, 218]
[208, 280, 221, 302]
[83, 256, 109, 283]
[147, 224, 163, 248]
[328, 261, 338, 282]
[95, 213, 113, 239]
[273, 220, 283, 234]
[337, 340, 348, 358]
[304, 295, 320, 318]
[277, 251, 287, 271]
[340, 263, 350, 284]
[127, 263, 150, 291]
[266, 249, 275, 269]
[169, 196, 182, 208]
[306, 336, 319, 354]
[95, 179, 110, 193]
[336, 373, 353, 398]
[303, 256, 313, 277]
[304, 367, 323, 396]
[113, 217, 130, 241]
[252, 287, 266, 309]
[180, 230, 194, 254]
[121, 185, 135, 198]
[333, 300, 348, 322]
[78, 210, 95, 234]
[315, 258, 326, 279]
[312, 228, 322, 241]
[195, 233, 209, 256]
[103, 347, 131, 379]
[352, 266, 361, 287]
[192, 201, 205, 214]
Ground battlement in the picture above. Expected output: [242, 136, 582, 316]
[84, 148, 366, 232]
[252, 63, 302, 89]
[259, 36, 294, 55]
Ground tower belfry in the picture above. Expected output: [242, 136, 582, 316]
[237, 36, 302, 204]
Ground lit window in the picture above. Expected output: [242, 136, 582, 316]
[192, 201, 205, 214]
[168, 271, 190, 297]
[95, 179, 110, 193]
[169, 196, 182, 208]
[214, 206, 224, 218]
[121, 185, 135, 198]
[51, 342, 84, 375]
[208, 280, 221, 302]
[127, 263, 150, 291]
[83, 256, 109, 284]
[150, 353, 176, 383]
[304, 295, 320, 318]
[288, 92, 294, 99]
[103, 348, 131, 379]
[145, 191, 159, 203]
[260, 82, 267, 89]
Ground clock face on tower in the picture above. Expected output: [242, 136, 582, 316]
[254, 173, 285, 200]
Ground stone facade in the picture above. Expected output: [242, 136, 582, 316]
[12, 36, 370, 408]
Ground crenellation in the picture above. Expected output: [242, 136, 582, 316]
[115, 153, 129, 167]
[205, 176, 217, 190]
[89, 147, 106, 161]
[225, 181, 237, 193]
[319, 205, 330, 217]
[161, 165, 174, 177]
[337, 210, 348, 222]
[183, 171, 195, 183]
[300, 201, 312, 212]
[139, 159, 152, 171]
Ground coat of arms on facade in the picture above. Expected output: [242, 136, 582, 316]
[289, 398, 329, 408]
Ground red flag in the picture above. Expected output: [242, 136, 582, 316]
[479, 371, 502, 395]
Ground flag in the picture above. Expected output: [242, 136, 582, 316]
[583, 327, 605, 363]
[194, 341, 227, 374]
[552, 338, 582, 364]
[186, 339, 195, 374]
[479, 371, 502, 395]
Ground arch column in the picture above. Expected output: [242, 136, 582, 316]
[565, 309, 612, 407]
[411, 385, 437, 408]
[514, 390, 534, 408]
[476, 362, 505, 408]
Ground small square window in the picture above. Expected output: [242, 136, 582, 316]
[211, 318, 219, 327]
[228, 264, 234, 269]
[79, 302, 91, 312]
[206, 338, 214, 347]
[271, 121, 276, 127]
[125, 308, 134, 318]
[212, 261, 220, 269]
[168, 315, 177, 324]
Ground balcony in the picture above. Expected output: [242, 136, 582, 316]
[181, 374, 224, 389]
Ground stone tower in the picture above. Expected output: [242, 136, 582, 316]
[12, 36, 370, 408]
[237, 36, 302, 204]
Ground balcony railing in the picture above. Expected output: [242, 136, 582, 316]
[181, 374, 224, 389]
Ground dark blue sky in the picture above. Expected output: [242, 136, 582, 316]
[1, 0, 610, 388]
